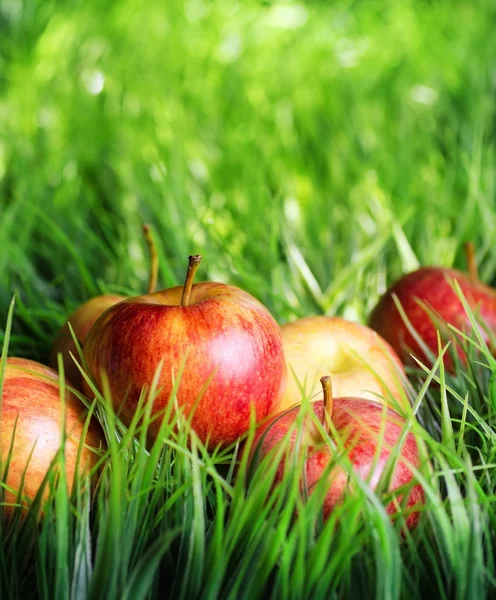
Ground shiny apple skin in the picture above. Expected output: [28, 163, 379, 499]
[251, 398, 424, 530]
[1, 358, 104, 514]
[83, 282, 286, 449]
[368, 267, 496, 368]
[280, 316, 408, 412]
[50, 295, 125, 388]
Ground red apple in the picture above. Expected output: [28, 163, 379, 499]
[368, 243, 496, 368]
[0, 358, 104, 515]
[50, 224, 158, 388]
[279, 316, 408, 413]
[83, 255, 287, 449]
[250, 377, 425, 530]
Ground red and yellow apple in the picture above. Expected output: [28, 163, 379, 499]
[250, 377, 425, 530]
[83, 256, 286, 449]
[0, 358, 104, 515]
[368, 243, 496, 368]
[50, 294, 125, 387]
[279, 316, 408, 413]
[50, 224, 158, 388]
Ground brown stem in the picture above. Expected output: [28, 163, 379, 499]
[320, 375, 333, 434]
[181, 255, 202, 306]
[143, 224, 159, 294]
[464, 242, 479, 284]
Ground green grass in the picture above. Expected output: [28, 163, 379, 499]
[2, 0, 496, 597]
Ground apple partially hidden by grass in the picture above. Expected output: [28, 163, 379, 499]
[83, 255, 287, 450]
[279, 316, 408, 414]
[50, 294, 125, 387]
[250, 377, 425, 530]
[50, 224, 158, 388]
[0, 358, 104, 515]
[368, 242, 496, 369]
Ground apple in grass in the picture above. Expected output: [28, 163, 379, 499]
[250, 376, 425, 530]
[279, 316, 409, 414]
[83, 255, 287, 450]
[0, 358, 104, 515]
[50, 224, 159, 388]
[50, 294, 125, 387]
[368, 242, 496, 369]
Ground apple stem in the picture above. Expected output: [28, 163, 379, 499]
[320, 375, 333, 434]
[464, 242, 479, 284]
[181, 255, 202, 307]
[143, 224, 159, 294]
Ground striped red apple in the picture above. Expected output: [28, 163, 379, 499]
[83, 256, 287, 449]
[0, 358, 103, 515]
[369, 243, 496, 369]
[250, 376, 425, 530]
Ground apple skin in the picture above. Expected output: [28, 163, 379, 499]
[50, 295, 125, 388]
[83, 282, 287, 449]
[250, 398, 424, 530]
[279, 316, 408, 413]
[0, 358, 104, 515]
[368, 267, 496, 368]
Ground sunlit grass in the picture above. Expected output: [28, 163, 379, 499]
[2, 0, 496, 597]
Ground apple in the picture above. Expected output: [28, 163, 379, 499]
[279, 316, 409, 414]
[50, 224, 158, 388]
[368, 243, 496, 368]
[50, 294, 125, 387]
[249, 376, 425, 530]
[0, 357, 104, 515]
[82, 255, 287, 449]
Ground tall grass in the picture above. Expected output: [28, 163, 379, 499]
[1, 0, 496, 597]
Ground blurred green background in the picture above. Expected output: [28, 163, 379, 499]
[1, 0, 496, 360]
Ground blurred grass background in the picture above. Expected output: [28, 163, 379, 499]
[1, 0, 496, 356]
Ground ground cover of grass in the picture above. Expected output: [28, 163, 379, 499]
[1, 0, 496, 598]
